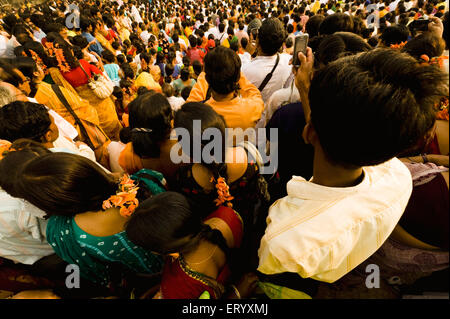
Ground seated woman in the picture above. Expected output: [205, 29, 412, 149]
[53, 40, 122, 141]
[11, 152, 165, 288]
[125, 191, 257, 299]
[115, 92, 182, 184]
[398, 120, 449, 251]
[173, 102, 270, 274]
[402, 33, 449, 157]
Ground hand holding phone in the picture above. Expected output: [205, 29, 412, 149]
[409, 19, 431, 32]
[293, 34, 309, 67]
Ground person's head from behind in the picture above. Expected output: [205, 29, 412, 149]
[165, 63, 174, 78]
[125, 192, 205, 255]
[174, 102, 226, 172]
[182, 56, 191, 68]
[0, 139, 50, 198]
[102, 50, 116, 64]
[70, 35, 90, 50]
[180, 86, 192, 101]
[180, 67, 190, 82]
[306, 14, 325, 38]
[287, 24, 294, 34]
[316, 32, 372, 66]
[14, 152, 117, 217]
[229, 40, 239, 53]
[0, 101, 59, 147]
[379, 24, 410, 47]
[240, 37, 248, 51]
[192, 60, 202, 76]
[204, 46, 240, 96]
[218, 22, 225, 33]
[402, 33, 446, 62]
[257, 18, 286, 56]
[188, 34, 197, 48]
[128, 92, 173, 158]
[116, 54, 126, 65]
[306, 48, 448, 169]
[162, 83, 175, 98]
[319, 13, 354, 35]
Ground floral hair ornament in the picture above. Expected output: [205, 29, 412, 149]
[102, 174, 139, 218]
[390, 41, 407, 50]
[420, 54, 449, 69]
[0, 140, 13, 161]
[28, 49, 47, 73]
[210, 176, 234, 208]
[55, 47, 71, 73]
[44, 42, 55, 57]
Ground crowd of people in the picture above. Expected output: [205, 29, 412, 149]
[0, 0, 448, 299]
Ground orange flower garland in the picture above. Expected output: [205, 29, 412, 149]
[28, 49, 47, 73]
[390, 41, 407, 50]
[102, 174, 139, 217]
[210, 176, 234, 208]
[55, 48, 71, 73]
[44, 42, 55, 56]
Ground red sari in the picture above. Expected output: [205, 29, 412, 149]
[158, 206, 243, 299]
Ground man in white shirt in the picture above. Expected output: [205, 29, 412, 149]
[140, 25, 151, 46]
[130, 1, 143, 24]
[258, 48, 448, 288]
[0, 181, 54, 265]
[241, 18, 292, 123]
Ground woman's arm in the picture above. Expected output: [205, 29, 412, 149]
[401, 154, 449, 167]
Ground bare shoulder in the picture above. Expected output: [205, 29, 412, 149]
[226, 147, 248, 183]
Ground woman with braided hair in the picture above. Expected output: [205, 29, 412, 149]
[173, 102, 271, 278]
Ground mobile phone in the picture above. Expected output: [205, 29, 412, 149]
[409, 19, 430, 32]
[293, 34, 309, 67]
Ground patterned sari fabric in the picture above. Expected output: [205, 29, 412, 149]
[158, 206, 243, 299]
[46, 215, 163, 287]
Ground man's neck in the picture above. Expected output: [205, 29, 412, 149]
[212, 90, 235, 102]
[257, 52, 276, 57]
[311, 147, 364, 188]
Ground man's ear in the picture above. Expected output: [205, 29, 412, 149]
[43, 129, 53, 143]
[302, 121, 318, 146]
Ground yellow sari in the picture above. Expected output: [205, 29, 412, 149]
[75, 85, 122, 142]
[95, 32, 115, 54]
[49, 67, 122, 141]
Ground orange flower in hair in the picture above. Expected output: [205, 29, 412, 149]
[55, 48, 71, 73]
[0, 140, 12, 161]
[102, 174, 140, 217]
[28, 49, 47, 73]
[211, 176, 234, 208]
[420, 54, 449, 69]
[44, 42, 55, 56]
[390, 41, 407, 50]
